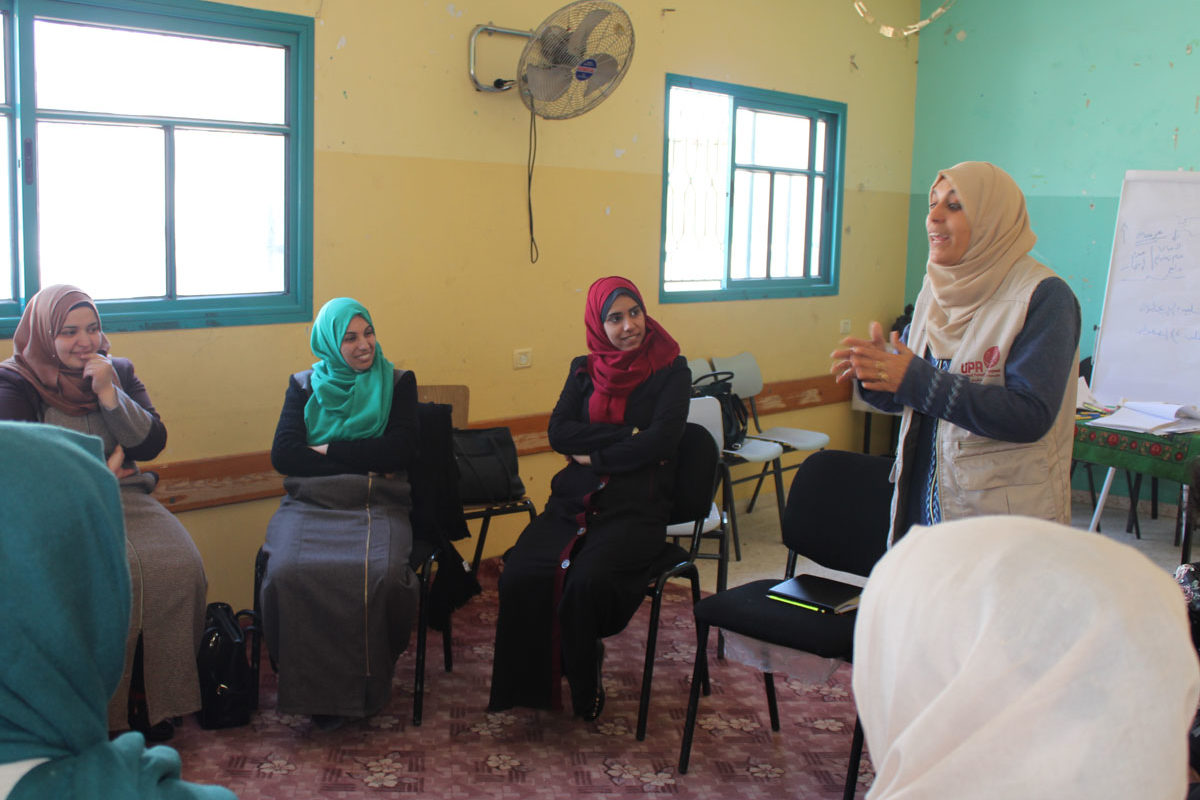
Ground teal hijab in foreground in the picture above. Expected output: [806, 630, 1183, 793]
[0, 422, 234, 799]
[304, 297, 395, 445]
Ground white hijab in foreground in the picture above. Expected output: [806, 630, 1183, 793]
[853, 516, 1199, 800]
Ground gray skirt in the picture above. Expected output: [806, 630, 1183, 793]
[261, 473, 419, 717]
[109, 476, 208, 729]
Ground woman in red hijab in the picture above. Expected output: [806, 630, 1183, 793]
[488, 276, 689, 720]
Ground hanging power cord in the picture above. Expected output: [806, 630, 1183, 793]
[527, 105, 540, 263]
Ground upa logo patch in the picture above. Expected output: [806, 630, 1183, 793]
[961, 345, 1003, 381]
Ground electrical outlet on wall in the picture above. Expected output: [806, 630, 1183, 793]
[839, 319, 852, 334]
[513, 348, 533, 369]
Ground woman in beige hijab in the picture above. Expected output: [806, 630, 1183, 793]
[852, 515, 1200, 799]
[832, 162, 1080, 543]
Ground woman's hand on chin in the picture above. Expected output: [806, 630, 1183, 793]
[831, 321, 914, 393]
[82, 353, 118, 408]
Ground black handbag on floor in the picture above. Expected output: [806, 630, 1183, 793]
[196, 602, 258, 729]
[452, 426, 526, 503]
[691, 370, 749, 449]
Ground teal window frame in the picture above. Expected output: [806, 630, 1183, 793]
[659, 73, 846, 304]
[0, 0, 313, 336]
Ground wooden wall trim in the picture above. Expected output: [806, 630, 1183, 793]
[149, 373, 850, 513]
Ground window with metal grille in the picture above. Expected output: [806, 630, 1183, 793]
[659, 74, 845, 303]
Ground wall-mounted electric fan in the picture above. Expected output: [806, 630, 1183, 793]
[469, 0, 635, 119]
[468, 2, 636, 262]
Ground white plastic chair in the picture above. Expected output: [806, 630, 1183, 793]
[666, 395, 731, 591]
[710, 352, 830, 557]
[685, 357, 714, 384]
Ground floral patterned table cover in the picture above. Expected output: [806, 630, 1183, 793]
[1073, 418, 1200, 483]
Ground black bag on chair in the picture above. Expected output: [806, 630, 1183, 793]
[452, 427, 526, 503]
[691, 371, 749, 449]
[196, 602, 258, 729]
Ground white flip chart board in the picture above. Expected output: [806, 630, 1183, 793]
[1090, 170, 1200, 407]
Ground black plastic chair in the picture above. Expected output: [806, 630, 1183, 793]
[252, 539, 446, 726]
[630, 420, 722, 740]
[677, 449, 893, 799]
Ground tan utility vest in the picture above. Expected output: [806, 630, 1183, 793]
[890, 256, 1077, 544]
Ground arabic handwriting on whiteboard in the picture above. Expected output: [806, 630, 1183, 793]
[1116, 216, 1195, 282]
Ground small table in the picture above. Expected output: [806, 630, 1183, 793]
[1072, 421, 1200, 562]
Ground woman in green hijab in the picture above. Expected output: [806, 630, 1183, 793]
[260, 298, 421, 730]
[0, 421, 234, 799]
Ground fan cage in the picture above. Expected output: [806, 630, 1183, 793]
[517, 0, 634, 120]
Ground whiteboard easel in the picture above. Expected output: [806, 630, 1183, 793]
[1088, 170, 1200, 532]
[1090, 170, 1200, 407]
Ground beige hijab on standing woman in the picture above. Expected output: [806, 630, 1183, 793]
[853, 516, 1200, 799]
[915, 161, 1039, 359]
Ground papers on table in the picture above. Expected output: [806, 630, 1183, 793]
[1087, 401, 1200, 434]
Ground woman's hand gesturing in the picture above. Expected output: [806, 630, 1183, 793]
[831, 321, 915, 394]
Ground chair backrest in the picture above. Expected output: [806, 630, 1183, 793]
[668, 422, 720, 526]
[687, 395, 724, 453]
[685, 357, 714, 383]
[417, 384, 469, 428]
[782, 449, 893, 577]
[711, 352, 764, 398]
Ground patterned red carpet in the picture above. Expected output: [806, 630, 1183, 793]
[172, 561, 873, 798]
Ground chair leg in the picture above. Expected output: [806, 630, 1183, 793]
[442, 610, 453, 673]
[745, 462, 771, 514]
[678, 621, 710, 775]
[637, 568, 684, 740]
[1177, 483, 1185, 547]
[251, 547, 267, 710]
[471, 515, 492, 576]
[843, 716, 865, 800]
[688, 574, 711, 696]
[1082, 463, 1101, 532]
[1124, 471, 1142, 539]
[412, 555, 432, 727]
[716, 503, 730, 595]
[763, 672, 780, 731]
[770, 457, 787, 531]
[722, 463, 742, 562]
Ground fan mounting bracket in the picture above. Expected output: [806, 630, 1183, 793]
[468, 23, 533, 93]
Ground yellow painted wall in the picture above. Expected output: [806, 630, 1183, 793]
[2, 0, 919, 608]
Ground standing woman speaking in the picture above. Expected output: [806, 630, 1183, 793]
[488, 276, 690, 721]
[832, 162, 1080, 542]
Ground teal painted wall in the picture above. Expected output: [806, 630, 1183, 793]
[906, 1, 1200, 504]
[906, 0, 1200, 355]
